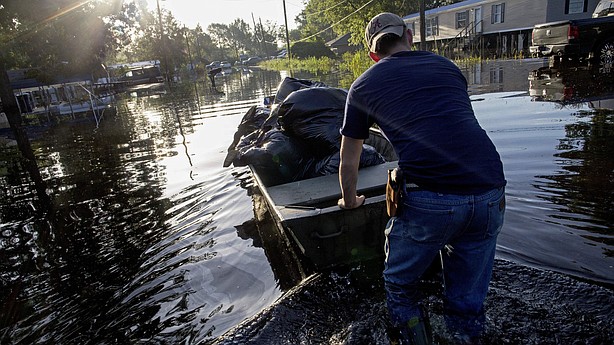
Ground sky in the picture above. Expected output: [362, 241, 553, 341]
[146, 0, 305, 30]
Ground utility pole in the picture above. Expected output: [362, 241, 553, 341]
[282, 0, 291, 62]
[251, 13, 263, 57]
[157, 0, 170, 82]
[420, 0, 426, 50]
[420, 0, 426, 51]
[184, 26, 197, 80]
[0, 59, 49, 205]
[259, 17, 270, 59]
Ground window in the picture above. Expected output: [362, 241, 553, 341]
[593, 0, 614, 17]
[426, 17, 439, 37]
[456, 10, 469, 29]
[491, 3, 505, 24]
[489, 67, 503, 84]
[565, 0, 588, 14]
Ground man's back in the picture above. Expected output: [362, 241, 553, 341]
[343, 50, 505, 194]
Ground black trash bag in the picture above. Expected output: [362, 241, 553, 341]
[311, 144, 386, 177]
[277, 87, 348, 157]
[273, 77, 327, 105]
[359, 144, 387, 167]
[224, 105, 272, 167]
[235, 128, 315, 186]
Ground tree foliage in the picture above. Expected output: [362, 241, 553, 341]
[0, 0, 137, 75]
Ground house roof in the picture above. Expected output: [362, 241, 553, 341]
[403, 0, 485, 20]
[326, 33, 351, 47]
[8, 69, 92, 90]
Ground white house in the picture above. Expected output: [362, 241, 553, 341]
[403, 0, 601, 58]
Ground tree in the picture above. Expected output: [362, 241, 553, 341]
[0, 0, 134, 74]
[228, 19, 254, 59]
[207, 23, 235, 61]
[255, 19, 280, 57]
[207, 19, 257, 61]
[189, 25, 217, 64]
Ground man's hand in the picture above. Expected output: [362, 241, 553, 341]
[338, 195, 366, 209]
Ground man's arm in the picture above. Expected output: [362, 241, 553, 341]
[338, 135, 366, 209]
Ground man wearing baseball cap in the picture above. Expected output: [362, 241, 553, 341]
[338, 12, 506, 345]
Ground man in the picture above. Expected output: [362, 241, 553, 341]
[208, 67, 222, 91]
[338, 12, 506, 345]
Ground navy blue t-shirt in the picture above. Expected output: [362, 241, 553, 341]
[341, 50, 506, 194]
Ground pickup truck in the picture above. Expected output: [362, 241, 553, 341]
[530, 0, 614, 71]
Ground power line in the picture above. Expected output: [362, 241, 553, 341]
[293, 0, 376, 44]
[302, 0, 349, 18]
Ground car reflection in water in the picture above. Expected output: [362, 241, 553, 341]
[529, 63, 614, 110]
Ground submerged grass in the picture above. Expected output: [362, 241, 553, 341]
[261, 56, 337, 74]
[261, 50, 493, 88]
[260, 52, 375, 88]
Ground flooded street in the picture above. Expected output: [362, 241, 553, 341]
[1, 59, 613, 344]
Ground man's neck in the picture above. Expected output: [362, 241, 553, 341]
[381, 42, 412, 58]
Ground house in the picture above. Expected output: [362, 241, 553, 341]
[326, 33, 360, 55]
[403, 0, 601, 58]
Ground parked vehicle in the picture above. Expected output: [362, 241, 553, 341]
[119, 65, 163, 85]
[530, 0, 614, 71]
[276, 49, 287, 59]
[206, 61, 221, 70]
[220, 61, 232, 68]
[242, 57, 262, 66]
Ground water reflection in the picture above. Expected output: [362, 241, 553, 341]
[541, 110, 614, 250]
[460, 58, 547, 95]
[529, 64, 614, 109]
[0, 69, 284, 343]
[527, 64, 614, 259]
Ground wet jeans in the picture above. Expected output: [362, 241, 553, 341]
[383, 186, 505, 339]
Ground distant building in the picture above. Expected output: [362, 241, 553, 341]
[403, 0, 601, 58]
[326, 33, 360, 55]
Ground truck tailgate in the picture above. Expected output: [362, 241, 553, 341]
[532, 21, 571, 45]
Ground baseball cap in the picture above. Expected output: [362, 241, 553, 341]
[365, 12, 407, 53]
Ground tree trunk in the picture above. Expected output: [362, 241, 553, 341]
[0, 59, 50, 207]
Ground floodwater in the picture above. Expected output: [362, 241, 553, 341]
[0, 59, 613, 344]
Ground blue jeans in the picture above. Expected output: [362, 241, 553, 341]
[384, 186, 505, 338]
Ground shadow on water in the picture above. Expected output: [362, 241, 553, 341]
[1, 61, 613, 344]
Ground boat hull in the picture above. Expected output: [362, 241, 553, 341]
[247, 127, 398, 269]
[251, 159, 397, 269]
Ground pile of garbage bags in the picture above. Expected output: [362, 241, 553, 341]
[224, 77, 385, 186]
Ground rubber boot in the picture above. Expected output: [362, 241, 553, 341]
[398, 316, 433, 345]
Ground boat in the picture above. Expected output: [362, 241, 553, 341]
[224, 78, 401, 269]
[248, 127, 398, 269]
